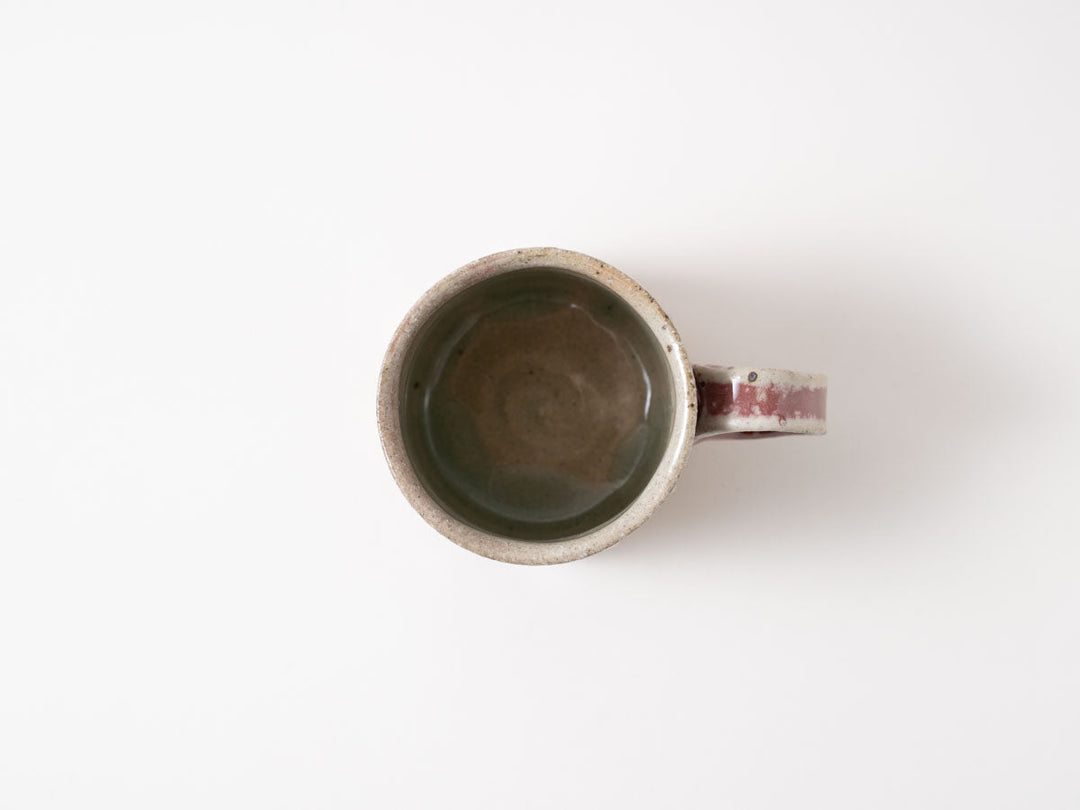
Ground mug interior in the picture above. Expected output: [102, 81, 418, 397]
[398, 267, 674, 541]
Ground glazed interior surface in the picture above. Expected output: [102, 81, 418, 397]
[400, 268, 674, 542]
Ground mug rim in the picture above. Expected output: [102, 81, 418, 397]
[376, 247, 697, 564]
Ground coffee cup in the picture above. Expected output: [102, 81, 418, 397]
[377, 247, 826, 564]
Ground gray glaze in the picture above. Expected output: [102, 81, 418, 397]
[399, 269, 673, 541]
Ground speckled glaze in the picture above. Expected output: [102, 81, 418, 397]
[377, 248, 827, 565]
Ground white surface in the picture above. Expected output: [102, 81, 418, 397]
[1, 1, 1078, 807]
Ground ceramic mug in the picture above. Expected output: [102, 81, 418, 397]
[377, 247, 827, 564]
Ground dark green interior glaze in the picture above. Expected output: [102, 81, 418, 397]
[400, 268, 674, 541]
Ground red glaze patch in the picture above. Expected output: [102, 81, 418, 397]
[701, 380, 826, 421]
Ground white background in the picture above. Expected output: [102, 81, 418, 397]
[2, 1, 1078, 807]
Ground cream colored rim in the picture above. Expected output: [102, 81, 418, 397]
[376, 247, 697, 565]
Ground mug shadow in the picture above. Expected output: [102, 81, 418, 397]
[596, 251, 1027, 565]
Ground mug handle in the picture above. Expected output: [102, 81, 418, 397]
[694, 365, 827, 441]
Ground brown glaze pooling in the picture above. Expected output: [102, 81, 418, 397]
[450, 303, 646, 483]
[400, 268, 673, 541]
